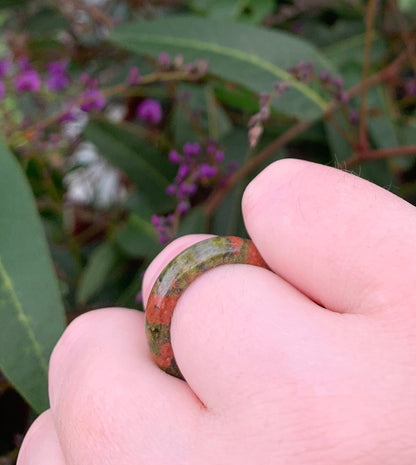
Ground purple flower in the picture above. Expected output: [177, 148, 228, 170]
[168, 150, 182, 164]
[405, 79, 416, 96]
[135, 292, 143, 303]
[274, 81, 290, 97]
[0, 59, 11, 78]
[177, 201, 189, 215]
[46, 61, 69, 91]
[214, 150, 225, 163]
[151, 214, 174, 244]
[337, 91, 349, 104]
[259, 92, 269, 107]
[332, 76, 344, 89]
[166, 184, 177, 196]
[0, 81, 5, 100]
[15, 69, 41, 92]
[228, 160, 239, 173]
[177, 183, 197, 199]
[319, 70, 331, 82]
[183, 142, 201, 158]
[136, 99, 163, 125]
[151, 214, 161, 227]
[175, 164, 190, 183]
[287, 61, 314, 83]
[59, 110, 78, 123]
[158, 52, 171, 68]
[198, 163, 218, 178]
[80, 89, 106, 112]
[17, 57, 30, 70]
[127, 66, 141, 85]
[348, 109, 359, 125]
[207, 140, 217, 155]
[80, 73, 98, 89]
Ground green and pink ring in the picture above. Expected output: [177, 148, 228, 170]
[145, 236, 269, 379]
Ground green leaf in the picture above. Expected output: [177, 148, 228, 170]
[116, 214, 161, 258]
[0, 0, 27, 9]
[110, 15, 332, 120]
[172, 84, 232, 146]
[177, 207, 208, 236]
[0, 137, 65, 413]
[84, 120, 174, 212]
[399, 0, 416, 11]
[77, 242, 119, 304]
[27, 7, 69, 37]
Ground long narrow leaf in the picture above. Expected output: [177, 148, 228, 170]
[111, 16, 332, 120]
[0, 137, 65, 412]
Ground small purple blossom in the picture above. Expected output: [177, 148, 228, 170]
[214, 150, 225, 163]
[178, 183, 197, 199]
[127, 66, 142, 85]
[198, 163, 218, 178]
[287, 61, 315, 82]
[0, 81, 5, 100]
[136, 99, 163, 125]
[151, 214, 174, 244]
[0, 59, 11, 78]
[348, 109, 359, 125]
[80, 73, 98, 88]
[319, 70, 331, 82]
[166, 184, 177, 196]
[337, 91, 349, 104]
[405, 79, 416, 96]
[207, 140, 217, 155]
[175, 164, 190, 183]
[17, 57, 30, 70]
[274, 81, 290, 97]
[59, 110, 78, 123]
[168, 150, 182, 164]
[177, 201, 190, 215]
[46, 61, 69, 91]
[183, 142, 201, 158]
[80, 89, 106, 112]
[158, 52, 171, 68]
[259, 92, 269, 107]
[15, 69, 42, 92]
[332, 76, 344, 89]
[135, 292, 143, 304]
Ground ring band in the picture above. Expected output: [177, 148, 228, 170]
[145, 236, 269, 379]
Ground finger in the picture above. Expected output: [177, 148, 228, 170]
[142, 234, 214, 304]
[242, 158, 416, 315]
[48, 308, 204, 465]
[141, 236, 372, 412]
[17, 410, 66, 465]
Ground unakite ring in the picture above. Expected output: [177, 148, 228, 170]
[145, 236, 269, 379]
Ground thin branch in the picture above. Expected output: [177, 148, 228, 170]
[204, 44, 412, 216]
[389, 0, 416, 77]
[359, 0, 379, 149]
[343, 145, 416, 169]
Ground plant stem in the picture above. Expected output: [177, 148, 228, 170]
[343, 145, 416, 169]
[204, 44, 412, 216]
[359, 0, 379, 150]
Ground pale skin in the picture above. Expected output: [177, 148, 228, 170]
[17, 159, 416, 465]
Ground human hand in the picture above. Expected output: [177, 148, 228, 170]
[17, 159, 416, 464]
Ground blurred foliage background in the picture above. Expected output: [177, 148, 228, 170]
[1, 0, 416, 461]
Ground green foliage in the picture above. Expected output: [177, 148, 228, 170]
[1, 1, 416, 449]
[110, 15, 332, 120]
[0, 137, 65, 413]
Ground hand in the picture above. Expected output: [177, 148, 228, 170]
[17, 159, 416, 465]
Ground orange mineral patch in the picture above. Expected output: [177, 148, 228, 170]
[146, 293, 178, 325]
[152, 342, 174, 368]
